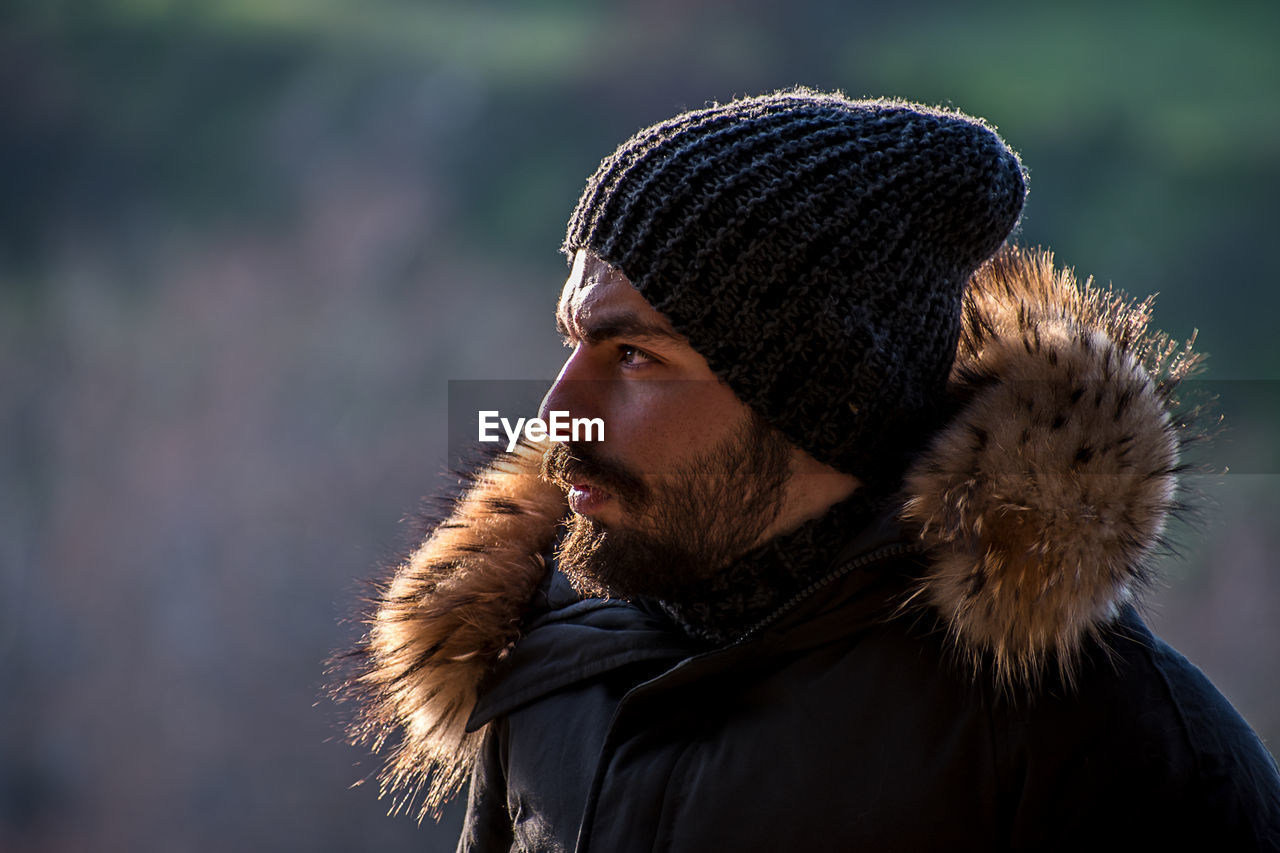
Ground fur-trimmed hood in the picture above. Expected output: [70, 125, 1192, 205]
[337, 246, 1205, 819]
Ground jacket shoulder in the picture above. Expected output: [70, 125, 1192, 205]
[997, 607, 1280, 849]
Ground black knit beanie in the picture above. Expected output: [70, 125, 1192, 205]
[564, 88, 1027, 480]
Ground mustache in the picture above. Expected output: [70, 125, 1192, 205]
[541, 442, 649, 509]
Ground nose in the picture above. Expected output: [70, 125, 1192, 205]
[538, 345, 598, 424]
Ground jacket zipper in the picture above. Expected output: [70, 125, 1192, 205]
[734, 539, 925, 642]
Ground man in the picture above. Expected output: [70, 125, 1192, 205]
[342, 90, 1280, 850]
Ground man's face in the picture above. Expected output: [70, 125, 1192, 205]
[538, 250, 793, 601]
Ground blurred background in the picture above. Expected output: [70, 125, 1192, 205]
[2, 0, 1278, 849]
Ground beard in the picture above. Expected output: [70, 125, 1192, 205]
[540, 410, 792, 603]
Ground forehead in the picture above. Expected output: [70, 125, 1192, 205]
[557, 250, 670, 328]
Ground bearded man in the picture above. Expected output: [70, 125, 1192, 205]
[341, 90, 1280, 851]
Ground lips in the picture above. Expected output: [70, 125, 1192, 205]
[567, 482, 611, 515]
[544, 442, 646, 515]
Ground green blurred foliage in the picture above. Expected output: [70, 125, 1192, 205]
[4, 1, 1278, 368]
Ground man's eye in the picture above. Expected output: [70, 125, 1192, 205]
[619, 345, 655, 367]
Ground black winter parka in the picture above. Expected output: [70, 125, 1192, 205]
[460, 550, 1280, 851]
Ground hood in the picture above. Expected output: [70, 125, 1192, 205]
[900, 246, 1202, 689]
[337, 245, 1204, 820]
[337, 445, 567, 818]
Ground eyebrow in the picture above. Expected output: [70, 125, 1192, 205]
[556, 308, 687, 347]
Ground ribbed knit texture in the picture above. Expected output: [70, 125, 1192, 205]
[652, 481, 893, 645]
[564, 88, 1027, 479]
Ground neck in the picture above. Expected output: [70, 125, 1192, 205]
[655, 482, 887, 645]
[755, 449, 860, 545]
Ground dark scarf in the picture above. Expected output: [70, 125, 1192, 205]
[651, 484, 893, 646]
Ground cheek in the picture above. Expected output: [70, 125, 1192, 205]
[602, 382, 745, 468]
[597, 391, 673, 455]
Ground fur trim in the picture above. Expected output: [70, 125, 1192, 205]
[900, 246, 1204, 688]
[340, 440, 565, 819]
